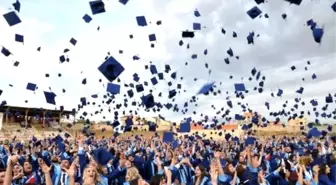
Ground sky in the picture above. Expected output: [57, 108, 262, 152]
[0, 0, 335, 124]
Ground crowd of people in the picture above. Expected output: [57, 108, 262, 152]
[0, 132, 335, 185]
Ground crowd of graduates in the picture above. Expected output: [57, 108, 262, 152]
[0, 131, 335, 185]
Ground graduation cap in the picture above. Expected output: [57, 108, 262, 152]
[162, 132, 174, 143]
[15, 34, 24, 43]
[142, 94, 155, 109]
[332, 2, 336, 12]
[193, 23, 201, 30]
[12, 0, 21, 12]
[70, 38, 77, 46]
[234, 83, 246, 92]
[194, 9, 201, 17]
[136, 16, 147, 26]
[119, 0, 129, 5]
[182, 31, 195, 38]
[83, 14, 92, 23]
[3, 11, 21, 26]
[284, 0, 302, 5]
[98, 56, 125, 82]
[149, 34, 156, 41]
[245, 137, 256, 145]
[93, 148, 113, 166]
[26, 83, 37, 91]
[308, 127, 321, 138]
[1, 47, 11, 57]
[44, 91, 56, 105]
[254, 0, 265, 4]
[179, 117, 191, 133]
[197, 82, 215, 95]
[106, 83, 120, 94]
[89, 0, 106, 15]
[325, 94, 333, 103]
[312, 27, 324, 44]
[246, 6, 262, 19]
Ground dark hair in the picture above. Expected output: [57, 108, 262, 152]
[319, 164, 329, 175]
[150, 174, 164, 185]
[0, 168, 5, 173]
[194, 165, 207, 185]
[129, 178, 140, 185]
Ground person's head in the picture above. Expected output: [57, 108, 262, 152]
[0, 169, 5, 185]
[61, 159, 70, 169]
[319, 164, 330, 175]
[278, 168, 290, 179]
[126, 167, 141, 182]
[224, 162, 235, 176]
[101, 166, 108, 175]
[165, 150, 173, 161]
[299, 156, 312, 167]
[194, 165, 206, 179]
[13, 164, 22, 176]
[83, 166, 100, 184]
[125, 160, 132, 168]
[251, 154, 260, 165]
[150, 174, 166, 185]
[23, 160, 32, 174]
[238, 154, 245, 164]
[127, 155, 134, 162]
[236, 164, 246, 178]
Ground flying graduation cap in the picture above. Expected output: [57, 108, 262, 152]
[89, 0, 106, 15]
[98, 56, 125, 82]
[3, 11, 21, 26]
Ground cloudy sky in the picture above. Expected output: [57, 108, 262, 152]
[0, 0, 335, 124]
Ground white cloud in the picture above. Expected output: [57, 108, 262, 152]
[0, 0, 335, 124]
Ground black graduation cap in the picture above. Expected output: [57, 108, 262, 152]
[14, 61, 20, 66]
[136, 84, 144, 92]
[1, 47, 11, 57]
[194, 9, 201, 17]
[312, 27, 324, 44]
[83, 14, 92, 23]
[12, 0, 21, 12]
[98, 56, 125, 82]
[284, 0, 302, 5]
[150, 65, 158, 74]
[182, 31, 195, 38]
[26, 83, 37, 91]
[246, 6, 262, 19]
[151, 77, 158, 85]
[136, 16, 147, 26]
[149, 34, 156, 41]
[15, 34, 24, 43]
[247, 32, 254, 44]
[3, 11, 21, 26]
[44, 91, 56, 105]
[119, 0, 129, 5]
[70, 38, 77, 46]
[326, 94, 333, 103]
[254, 0, 265, 4]
[142, 94, 155, 109]
[332, 2, 336, 12]
[89, 0, 106, 15]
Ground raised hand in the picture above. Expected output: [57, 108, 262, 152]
[39, 158, 52, 174]
[63, 160, 77, 177]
